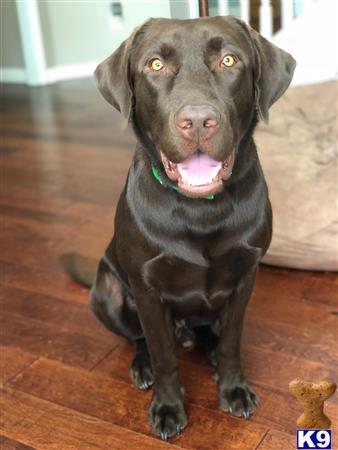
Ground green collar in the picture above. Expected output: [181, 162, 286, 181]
[151, 163, 214, 200]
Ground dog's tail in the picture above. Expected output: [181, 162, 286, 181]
[60, 252, 97, 288]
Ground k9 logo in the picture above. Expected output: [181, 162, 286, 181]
[297, 430, 332, 449]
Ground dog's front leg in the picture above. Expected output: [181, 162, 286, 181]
[130, 280, 187, 440]
[216, 268, 259, 419]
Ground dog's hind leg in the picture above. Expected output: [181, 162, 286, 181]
[130, 338, 154, 390]
[90, 258, 155, 389]
[89, 258, 143, 340]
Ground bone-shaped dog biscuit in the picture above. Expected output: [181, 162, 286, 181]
[289, 379, 337, 429]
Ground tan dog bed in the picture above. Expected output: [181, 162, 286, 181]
[255, 80, 337, 271]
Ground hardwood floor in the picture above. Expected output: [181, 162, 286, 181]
[1, 80, 337, 449]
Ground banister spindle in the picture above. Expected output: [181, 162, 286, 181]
[259, 0, 273, 38]
[199, 0, 209, 17]
[239, 0, 250, 24]
[218, 0, 229, 17]
[281, 0, 294, 29]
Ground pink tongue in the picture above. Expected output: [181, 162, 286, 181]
[177, 152, 222, 186]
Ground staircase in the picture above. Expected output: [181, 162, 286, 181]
[214, 0, 338, 86]
[271, 0, 338, 85]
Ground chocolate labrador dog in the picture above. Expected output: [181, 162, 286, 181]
[66, 16, 295, 440]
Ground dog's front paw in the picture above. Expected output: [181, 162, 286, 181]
[218, 379, 259, 419]
[149, 395, 187, 440]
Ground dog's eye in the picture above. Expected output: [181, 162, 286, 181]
[221, 54, 236, 68]
[149, 58, 164, 72]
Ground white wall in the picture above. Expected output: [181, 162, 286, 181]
[38, 0, 172, 68]
[0, 1, 26, 83]
[2, 0, 172, 85]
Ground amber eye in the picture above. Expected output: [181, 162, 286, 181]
[150, 58, 164, 71]
[222, 54, 236, 68]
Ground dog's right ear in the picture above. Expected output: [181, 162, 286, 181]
[94, 27, 140, 121]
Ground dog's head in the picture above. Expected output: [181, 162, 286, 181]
[95, 17, 295, 198]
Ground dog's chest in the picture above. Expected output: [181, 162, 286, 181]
[143, 245, 261, 314]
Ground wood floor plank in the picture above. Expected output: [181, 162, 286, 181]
[0, 435, 36, 450]
[0, 285, 116, 343]
[2, 141, 129, 207]
[1, 201, 114, 227]
[244, 316, 337, 366]
[303, 278, 338, 309]
[8, 358, 268, 449]
[1, 136, 132, 170]
[254, 267, 312, 301]
[2, 161, 125, 207]
[0, 346, 37, 385]
[258, 266, 338, 308]
[1, 191, 75, 221]
[2, 203, 115, 240]
[1, 123, 135, 151]
[1, 171, 120, 212]
[255, 429, 295, 450]
[91, 341, 337, 435]
[1, 215, 109, 271]
[1, 260, 88, 304]
[2, 217, 80, 272]
[250, 269, 337, 333]
[1, 387, 178, 450]
[1, 312, 117, 370]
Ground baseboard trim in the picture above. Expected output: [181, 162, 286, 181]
[1, 62, 97, 85]
[45, 62, 97, 84]
[1, 68, 27, 84]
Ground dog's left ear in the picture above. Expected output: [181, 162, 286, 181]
[252, 29, 296, 123]
[94, 26, 140, 121]
[234, 18, 296, 123]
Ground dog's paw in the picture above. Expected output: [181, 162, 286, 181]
[130, 356, 154, 390]
[218, 380, 259, 419]
[149, 396, 187, 440]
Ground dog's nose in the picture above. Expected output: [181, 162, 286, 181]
[175, 105, 220, 141]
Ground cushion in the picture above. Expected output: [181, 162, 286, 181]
[255, 80, 337, 271]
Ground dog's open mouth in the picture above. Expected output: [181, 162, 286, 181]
[160, 150, 235, 198]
